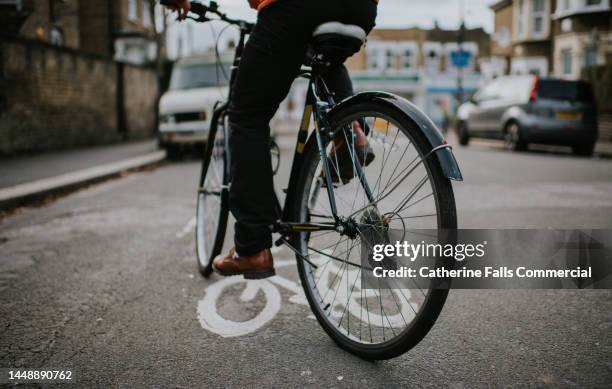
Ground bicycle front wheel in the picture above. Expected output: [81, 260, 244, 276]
[196, 112, 230, 277]
[292, 100, 457, 360]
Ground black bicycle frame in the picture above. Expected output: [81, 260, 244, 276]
[202, 21, 371, 244]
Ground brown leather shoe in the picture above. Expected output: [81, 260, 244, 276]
[212, 248, 275, 279]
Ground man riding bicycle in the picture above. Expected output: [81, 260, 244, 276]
[164, 0, 378, 278]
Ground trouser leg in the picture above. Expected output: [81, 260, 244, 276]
[228, 2, 312, 256]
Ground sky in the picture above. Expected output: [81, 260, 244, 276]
[166, 0, 496, 59]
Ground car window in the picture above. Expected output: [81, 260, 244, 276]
[169, 62, 232, 90]
[538, 80, 594, 102]
[502, 76, 534, 101]
[475, 79, 501, 102]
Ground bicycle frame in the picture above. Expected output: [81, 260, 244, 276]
[203, 25, 357, 240]
[198, 2, 462, 265]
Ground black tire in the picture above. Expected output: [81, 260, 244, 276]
[504, 122, 527, 151]
[195, 113, 230, 277]
[457, 120, 470, 146]
[292, 100, 457, 360]
[572, 143, 595, 157]
[165, 143, 182, 160]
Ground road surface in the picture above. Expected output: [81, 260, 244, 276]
[1, 138, 611, 387]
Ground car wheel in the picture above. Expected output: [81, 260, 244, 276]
[457, 121, 470, 146]
[504, 122, 527, 151]
[165, 144, 181, 160]
[572, 143, 595, 157]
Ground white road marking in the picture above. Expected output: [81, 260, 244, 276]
[176, 217, 196, 239]
[196, 258, 309, 337]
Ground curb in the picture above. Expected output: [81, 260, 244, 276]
[0, 150, 166, 211]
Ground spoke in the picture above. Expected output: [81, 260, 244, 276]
[391, 175, 430, 214]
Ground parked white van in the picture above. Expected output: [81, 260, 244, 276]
[158, 54, 231, 157]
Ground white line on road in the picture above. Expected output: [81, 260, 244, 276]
[176, 217, 196, 239]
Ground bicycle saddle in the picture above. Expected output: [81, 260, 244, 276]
[310, 22, 367, 65]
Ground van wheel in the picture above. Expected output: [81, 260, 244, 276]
[165, 144, 181, 160]
[457, 121, 470, 146]
[504, 122, 527, 151]
[572, 143, 595, 157]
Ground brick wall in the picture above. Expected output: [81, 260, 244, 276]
[122, 64, 159, 140]
[0, 38, 159, 156]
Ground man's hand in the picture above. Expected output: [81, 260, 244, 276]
[163, 0, 191, 21]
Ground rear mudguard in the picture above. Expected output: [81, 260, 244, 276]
[328, 91, 463, 181]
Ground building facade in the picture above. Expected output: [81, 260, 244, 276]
[482, 0, 611, 80]
[343, 27, 490, 126]
[552, 0, 612, 79]
[0, 0, 158, 65]
[0, 0, 161, 154]
[511, 0, 556, 75]
[480, 0, 514, 79]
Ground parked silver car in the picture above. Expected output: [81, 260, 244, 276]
[456, 75, 598, 156]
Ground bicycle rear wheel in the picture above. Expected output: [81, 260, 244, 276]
[292, 101, 457, 360]
[196, 111, 230, 277]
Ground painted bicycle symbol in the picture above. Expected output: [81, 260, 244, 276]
[196, 254, 418, 337]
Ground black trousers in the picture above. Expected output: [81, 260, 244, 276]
[228, 0, 377, 255]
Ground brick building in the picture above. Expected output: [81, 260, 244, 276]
[1, 0, 158, 64]
[0, 0, 161, 155]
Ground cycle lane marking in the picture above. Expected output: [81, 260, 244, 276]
[196, 259, 311, 337]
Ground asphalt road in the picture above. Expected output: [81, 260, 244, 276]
[1, 137, 611, 388]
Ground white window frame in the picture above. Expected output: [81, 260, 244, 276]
[142, 0, 152, 27]
[561, 48, 573, 75]
[366, 41, 384, 73]
[532, 0, 547, 38]
[422, 41, 442, 73]
[516, 0, 527, 39]
[554, 0, 610, 18]
[128, 0, 139, 22]
[397, 42, 418, 73]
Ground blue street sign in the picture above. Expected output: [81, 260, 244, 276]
[450, 50, 472, 68]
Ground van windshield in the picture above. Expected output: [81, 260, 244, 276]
[538, 80, 594, 102]
[169, 62, 231, 90]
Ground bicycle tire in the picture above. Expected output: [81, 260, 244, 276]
[196, 111, 230, 277]
[292, 100, 457, 360]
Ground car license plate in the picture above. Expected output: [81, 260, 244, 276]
[556, 111, 582, 121]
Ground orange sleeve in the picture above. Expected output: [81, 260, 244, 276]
[256, 0, 277, 11]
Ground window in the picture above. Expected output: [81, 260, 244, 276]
[128, 0, 139, 21]
[534, 0, 545, 12]
[561, 48, 573, 74]
[517, 0, 525, 36]
[367, 47, 381, 71]
[49, 26, 64, 46]
[475, 79, 502, 102]
[586, 0, 602, 5]
[142, 0, 152, 27]
[386, 48, 396, 70]
[532, 0, 546, 35]
[584, 46, 598, 66]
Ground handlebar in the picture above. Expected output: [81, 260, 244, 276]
[160, 0, 254, 32]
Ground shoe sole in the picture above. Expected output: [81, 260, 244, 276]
[212, 266, 276, 280]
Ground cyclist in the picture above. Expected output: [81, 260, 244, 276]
[164, 0, 378, 278]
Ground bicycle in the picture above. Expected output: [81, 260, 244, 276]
[171, 0, 464, 360]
